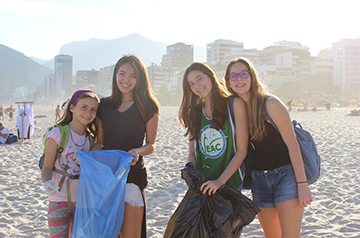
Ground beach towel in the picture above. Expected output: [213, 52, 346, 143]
[72, 150, 133, 238]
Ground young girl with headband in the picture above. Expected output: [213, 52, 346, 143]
[42, 89, 99, 238]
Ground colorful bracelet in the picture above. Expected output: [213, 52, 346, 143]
[296, 181, 308, 184]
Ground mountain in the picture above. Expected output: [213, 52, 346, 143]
[57, 33, 168, 72]
[35, 34, 206, 71]
[0, 44, 52, 94]
[30, 57, 48, 66]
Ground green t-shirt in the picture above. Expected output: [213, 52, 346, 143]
[195, 107, 242, 189]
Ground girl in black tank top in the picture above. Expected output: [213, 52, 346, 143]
[224, 57, 313, 238]
[93, 55, 160, 238]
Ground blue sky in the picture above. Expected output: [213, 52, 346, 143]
[0, 0, 358, 61]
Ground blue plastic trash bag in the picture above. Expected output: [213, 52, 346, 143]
[72, 150, 133, 238]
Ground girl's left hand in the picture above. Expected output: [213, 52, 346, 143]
[200, 180, 224, 196]
[128, 149, 139, 166]
[297, 183, 313, 208]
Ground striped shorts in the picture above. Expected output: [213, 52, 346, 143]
[48, 201, 76, 238]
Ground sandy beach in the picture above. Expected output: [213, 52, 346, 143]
[0, 105, 360, 237]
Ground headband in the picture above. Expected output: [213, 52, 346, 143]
[69, 89, 94, 105]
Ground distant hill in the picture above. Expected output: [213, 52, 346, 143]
[35, 34, 206, 71]
[30, 57, 48, 66]
[57, 33, 168, 72]
[0, 44, 52, 94]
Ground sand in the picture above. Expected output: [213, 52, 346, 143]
[0, 105, 360, 237]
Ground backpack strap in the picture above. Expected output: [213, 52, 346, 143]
[264, 96, 280, 132]
[229, 96, 235, 124]
[57, 125, 69, 153]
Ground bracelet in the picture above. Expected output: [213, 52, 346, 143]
[296, 181, 307, 184]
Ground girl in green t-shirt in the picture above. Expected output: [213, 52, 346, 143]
[179, 62, 248, 195]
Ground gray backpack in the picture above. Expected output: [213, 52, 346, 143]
[265, 97, 321, 185]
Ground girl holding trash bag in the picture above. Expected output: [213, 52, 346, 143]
[93, 55, 160, 238]
[179, 62, 248, 195]
[42, 89, 99, 238]
[224, 57, 312, 238]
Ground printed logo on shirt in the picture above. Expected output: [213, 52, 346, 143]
[199, 125, 226, 159]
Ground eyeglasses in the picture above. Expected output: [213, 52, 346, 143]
[228, 71, 251, 81]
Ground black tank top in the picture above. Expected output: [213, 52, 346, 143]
[97, 98, 150, 190]
[250, 121, 291, 171]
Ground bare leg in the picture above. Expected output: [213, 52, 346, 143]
[277, 199, 304, 238]
[257, 207, 281, 238]
[118, 202, 144, 238]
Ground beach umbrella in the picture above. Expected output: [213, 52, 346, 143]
[72, 150, 133, 238]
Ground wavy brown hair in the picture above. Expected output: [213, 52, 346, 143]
[224, 57, 270, 141]
[107, 55, 160, 122]
[57, 90, 100, 136]
[179, 62, 229, 141]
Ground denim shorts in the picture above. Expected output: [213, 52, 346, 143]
[125, 183, 144, 207]
[251, 164, 298, 208]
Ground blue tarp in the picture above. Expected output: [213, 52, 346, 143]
[72, 150, 133, 238]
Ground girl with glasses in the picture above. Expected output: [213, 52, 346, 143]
[224, 57, 312, 238]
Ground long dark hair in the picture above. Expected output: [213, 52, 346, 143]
[224, 57, 269, 141]
[179, 62, 229, 140]
[57, 90, 100, 136]
[107, 55, 160, 122]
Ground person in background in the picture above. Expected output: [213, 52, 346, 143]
[8, 105, 16, 121]
[287, 99, 293, 112]
[0, 122, 9, 144]
[55, 105, 61, 124]
[92, 55, 160, 238]
[224, 57, 312, 238]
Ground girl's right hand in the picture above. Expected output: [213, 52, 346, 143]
[128, 149, 139, 166]
[43, 180, 59, 196]
[297, 183, 313, 208]
[200, 180, 224, 196]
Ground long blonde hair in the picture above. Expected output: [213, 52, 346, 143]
[224, 57, 270, 141]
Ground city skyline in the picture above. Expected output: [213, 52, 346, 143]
[1, 0, 358, 61]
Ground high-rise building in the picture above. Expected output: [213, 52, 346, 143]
[147, 63, 170, 93]
[54, 54, 73, 99]
[333, 39, 360, 91]
[161, 42, 193, 70]
[44, 73, 55, 102]
[259, 41, 311, 82]
[207, 40, 244, 64]
[76, 70, 99, 90]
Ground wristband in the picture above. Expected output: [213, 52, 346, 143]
[296, 181, 307, 184]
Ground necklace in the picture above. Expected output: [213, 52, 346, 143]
[68, 126, 87, 147]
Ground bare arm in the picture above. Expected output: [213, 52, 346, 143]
[187, 134, 196, 168]
[0, 131, 8, 139]
[267, 96, 312, 207]
[91, 117, 104, 151]
[41, 138, 58, 183]
[128, 114, 159, 165]
[201, 98, 248, 195]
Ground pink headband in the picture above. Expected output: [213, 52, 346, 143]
[69, 89, 94, 105]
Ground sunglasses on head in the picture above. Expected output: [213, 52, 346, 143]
[228, 71, 251, 81]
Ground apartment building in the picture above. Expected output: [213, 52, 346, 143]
[161, 42, 193, 70]
[207, 39, 244, 64]
[76, 69, 99, 90]
[333, 39, 360, 91]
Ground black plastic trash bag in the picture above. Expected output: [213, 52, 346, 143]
[164, 163, 260, 238]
